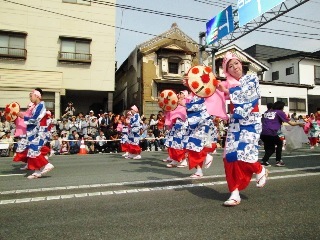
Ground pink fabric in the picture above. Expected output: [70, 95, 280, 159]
[117, 123, 123, 132]
[14, 103, 35, 137]
[32, 90, 41, 98]
[170, 101, 187, 122]
[131, 105, 138, 112]
[164, 111, 172, 128]
[205, 89, 228, 120]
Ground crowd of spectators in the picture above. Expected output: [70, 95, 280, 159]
[0, 106, 169, 156]
[1, 103, 318, 157]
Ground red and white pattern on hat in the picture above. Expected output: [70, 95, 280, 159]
[4, 102, 20, 122]
[187, 65, 218, 98]
[158, 89, 178, 112]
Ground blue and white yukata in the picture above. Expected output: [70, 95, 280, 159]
[164, 104, 188, 162]
[120, 124, 130, 152]
[225, 75, 262, 163]
[223, 74, 263, 192]
[128, 113, 142, 154]
[184, 94, 217, 169]
[24, 101, 50, 170]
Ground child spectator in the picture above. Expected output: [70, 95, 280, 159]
[60, 140, 70, 155]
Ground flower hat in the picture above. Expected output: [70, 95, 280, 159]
[158, 89, 178, 112]
[187, 65, 218, 98]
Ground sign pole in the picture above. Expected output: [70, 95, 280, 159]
[199, 32, 206, 65]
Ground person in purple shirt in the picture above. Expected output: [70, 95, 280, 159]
[260, 101, 304, 167]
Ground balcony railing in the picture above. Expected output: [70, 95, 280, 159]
[58, 51, 92, 63]
[0, 47, 27, 59]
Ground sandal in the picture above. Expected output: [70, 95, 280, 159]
[190, 173, 203, 178]
[177, 163, 188, 168]
[256, 168, 269, 188]
[162, 158, 172, 162]
[27, 172, 42, 179]
[223, 198, 241, 206]
[166, 163, 178, 168]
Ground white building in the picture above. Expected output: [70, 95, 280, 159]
[0, 0, 115, 117]
[245, 44, 320, 115]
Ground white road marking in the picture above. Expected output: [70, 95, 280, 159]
[0, 169, 319, 205]
[0, 174, 24, 177]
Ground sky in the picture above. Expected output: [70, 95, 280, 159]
[115, 0, 320, 66]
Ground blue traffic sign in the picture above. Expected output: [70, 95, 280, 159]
[206, 5, 234, 45]
[238, 0, 286, 27]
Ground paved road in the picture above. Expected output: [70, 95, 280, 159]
[0, 147, 319, 240]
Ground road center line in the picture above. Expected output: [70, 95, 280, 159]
[0, 171, 320, 205]
[1, 165, 320, 195]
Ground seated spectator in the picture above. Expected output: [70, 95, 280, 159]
[146, 129, 160, 151]
[68, 130, 79, 154]
[60, 140, 70, 155]
[2, 131, 14, 156]
[0, 131, 10, 157]
[50, 133, 61, 155]
[87, 136, 96, 154]
[109, 130, 121, 153]
[157, 130, 165, 150]
[95, 130, 107, 153]
[70, 133, 81, 154]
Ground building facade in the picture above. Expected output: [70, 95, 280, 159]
[114, 24, 270, 116]
[0, 0, 116, 117]
[115, 27, 319, 117]
[245, 44, 320, 115]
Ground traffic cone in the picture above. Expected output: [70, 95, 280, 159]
[78, 137, 87, 155]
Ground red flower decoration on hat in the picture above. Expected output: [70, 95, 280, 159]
[12, 103, 16, 108]
[201, 74, 210, 83]
[159, 102, 164, 107]
[192, 67, 199, 74]
[168, 91, 173, 96]
[160, 93, 165, 98]
[12, 112, 17, 116]
[205, 88, 211, 95]
[171, 100, 177, 105]
[191, 81, 199, 89]
[205, 66, 212, 73]
[164, 99, 169, 104]
[166, 106, 172, 111]
[6, 116, 11, 121]
[5, 107, 10, 113]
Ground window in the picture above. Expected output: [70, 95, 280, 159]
[272, 71, 279, 81]
[261, 97, 274, 105]
[59, 36, 92, 63]
[276, 97, 288, 106]
[289, 98, 306, 111]
[0, 31, 27, 59]
[167, 56, 182, 74]
[63, 0, 91, 5]
[315, 66, 320, 85]
[168, 62, 179, 74]
[286, 66, 294, 75]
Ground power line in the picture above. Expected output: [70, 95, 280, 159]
[2, 0, 319, 48]
[90, 0, 207, 22]
[1, 0, 203, 47]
